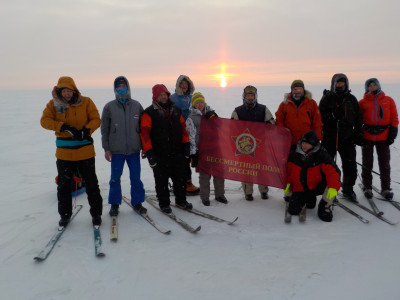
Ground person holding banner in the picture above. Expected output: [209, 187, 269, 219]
[231, 85, 275, 201]
[275, 80, 322, 150]
[186, 92, 227, 206]
[140, 84, 193, 214]
[284, 131, 341, 222]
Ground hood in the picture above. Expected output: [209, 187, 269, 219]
[175, 75, 195, 96]
[113, 76, 131, 100]
[51, 76, 82, 113]
[330, 73, 349, 93]
[152, 84, 171, 102]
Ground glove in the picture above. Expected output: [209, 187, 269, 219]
[80, 127, 93, 142]
[283, 183, 291, 195]
[183, 142, 190, 159]
[283, 183, 292, 201]
[387, 126, 398, 145]
[190, 152, 198, 168]
[204, 110, 218, 119]
[145, 149, 158, 168]
[326, 188, 338, 200]
[60, 124, 80, 137]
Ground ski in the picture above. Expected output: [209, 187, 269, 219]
[338, 194, 397, 225]
[34, 205, 83, 261]
[122, 196, 171, 235]
[145, 197, 201, 233]
[284, 201, 292, 223]
[94, 225, 105, 257]
[333, 199, 370, 224]
[110, 216, 118, 241]
[147, 196, 238, 225]
[358, 184, 384, 215]
[371, 185, 400, 211]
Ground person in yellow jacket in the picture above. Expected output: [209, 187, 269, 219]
[41, 76, 103, 227]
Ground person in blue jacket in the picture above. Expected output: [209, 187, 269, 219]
[170, 75, 200, 194]
[101, 76, 146, 217]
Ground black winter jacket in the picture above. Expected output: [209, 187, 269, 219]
[319, 90, 363, 146]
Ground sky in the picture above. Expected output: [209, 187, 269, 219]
[1, 0, 400, 89]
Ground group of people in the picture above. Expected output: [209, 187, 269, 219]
[40, 74, 398, 227]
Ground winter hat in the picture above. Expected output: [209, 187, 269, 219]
[152, 84, 171, 101]
[191, 92, 205, 107]
[291, 80, 305, 90]
[301, 130, 319, 147]
[115, 77, 127, 87]
[365, 78, 381, 93]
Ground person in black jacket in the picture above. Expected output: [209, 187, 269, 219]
[140, 84, 193, 213]
[231, 85, 275, 201]
[319, 73, 363, 202]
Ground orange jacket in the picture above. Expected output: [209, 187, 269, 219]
[40, 77, 101, 161]
[275, 91, 322, 145]
[359, 91, 399, 141]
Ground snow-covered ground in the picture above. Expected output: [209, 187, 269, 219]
[1, 84, 400, 300]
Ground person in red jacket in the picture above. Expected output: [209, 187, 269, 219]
[275, 80, 323, 149]
[359, 78, 399, 200]
[284, 131, 341, 222]
[140, 84, 193, 213]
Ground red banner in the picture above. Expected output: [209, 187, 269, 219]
[197, 117, 292, 189]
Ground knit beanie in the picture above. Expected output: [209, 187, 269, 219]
[365, 78, 381, 93]
[291, 80, 305, 90]
[191, 92, 205, 107]
[301, 130, 319, 147]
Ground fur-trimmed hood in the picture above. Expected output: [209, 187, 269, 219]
[174, 75, 195, 96]
[51, 76, 82, 114]
[283, 90, 313, 103]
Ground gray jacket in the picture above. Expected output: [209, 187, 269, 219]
[101, 77, 143, 154]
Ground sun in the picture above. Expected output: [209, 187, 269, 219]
[214, 63, 230, 88]
[217, 74, 227, 88]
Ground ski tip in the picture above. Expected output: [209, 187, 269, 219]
[227, 217, 239, 225]
[96, 253, 106, 257]
[193, 226, 201, 233]
[33, 256, 45, 262]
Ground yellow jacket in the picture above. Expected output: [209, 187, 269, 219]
[40, 76, 101, 161]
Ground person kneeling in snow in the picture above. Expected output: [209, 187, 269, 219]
[284, 130, 341, 222]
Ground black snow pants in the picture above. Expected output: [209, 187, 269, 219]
[56, 158, 103, 218]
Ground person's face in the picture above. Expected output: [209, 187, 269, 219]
[117, 83, 127, 88]
[292, 87, 304, 95]
[301, 141, 313, 153]
[368, 82, 379, 92]
[245, 93, 255, 101]
[194, 100, 205, 111]
[156, 92, 169, 103]
[180, 81, 189, 94]
[61, 88, 74, 101]
[336, 81, 346, 88]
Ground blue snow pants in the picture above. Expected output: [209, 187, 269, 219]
[108, 153, 145, 206]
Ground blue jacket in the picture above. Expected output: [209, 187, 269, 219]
[170, 75, 195, 120]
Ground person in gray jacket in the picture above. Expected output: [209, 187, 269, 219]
[101, 76, 146, 216]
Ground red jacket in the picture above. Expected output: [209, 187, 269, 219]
[287, 144, 341, 193]
[359, 91, 399, 141]
[275, 91, 323, 146]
